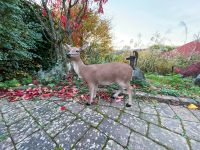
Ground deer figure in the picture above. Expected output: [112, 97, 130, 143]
[66, 44, 133, 107]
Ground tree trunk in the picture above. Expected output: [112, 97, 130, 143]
[54, 42, 69, 73]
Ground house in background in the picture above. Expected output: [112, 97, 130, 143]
[165, 40, 200, 77]
[165, 40, 200, 58]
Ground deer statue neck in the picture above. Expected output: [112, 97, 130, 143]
[71, 56, 85, 78]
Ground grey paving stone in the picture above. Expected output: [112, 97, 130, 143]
[29, 101, 58, 113]
[139, 102, 157, 115]
[155, 95, 179, 103]
[0, 137, 14, 150]
[55, 119, 89, 150]
[124, 100, 141, 112]
[44, 111, 76, 137]
[21, 100, 49, 110]
[171, 106, 199, 122]
[149, 124, 190, 150]
[29, 101, 55, 115]
[16, 130, 56, 150]
[190, 139, 200, 150]
[120, 113, 148, 135]
[3, 110, 29, 126]
[160, 117, 183, 134]
[78, 108, 104, 127]
[64, 101, 85, 114]
[98, 99, 111, 106]
[190, 109, 200, 121]
[0, 121, 7, 137]
[179, 97, 197, 104]
[140, 113, 159, 125]
[104, 140, 124, 150]
[155, 103, 175, 118]
[98, 106, 120, 120]
[128, 132, 166, 150]
[98, 118, 130, 146]
[110, 101, 125, 110]
[52, 101, 70, 107]
[183, 121, 200, 141]
[0, 131, 9, 143]
[0, 101, 23, 114]
[124, 109, 140, 117]
[9, 117, 40, 143]
[0, 100, 9, 108]
[31, 104, 62, 125]
[74, 128, 107, 150]
[48, 96, 63, 101]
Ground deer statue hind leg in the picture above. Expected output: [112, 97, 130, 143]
[126, 84, 133, 107]
[118, 82, 133, 107]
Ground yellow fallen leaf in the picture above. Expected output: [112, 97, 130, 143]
[187, 104, 198, 109]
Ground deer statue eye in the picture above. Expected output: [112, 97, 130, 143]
[76, 50, 80, 52]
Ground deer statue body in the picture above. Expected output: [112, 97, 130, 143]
[66, 44, 133, 107]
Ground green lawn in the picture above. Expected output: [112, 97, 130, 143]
[137, 73, 200, 99]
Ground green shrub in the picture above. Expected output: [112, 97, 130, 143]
[0, 78, 20, 88]
[137, 50, 176, 75]
[20, 75, 32, 85]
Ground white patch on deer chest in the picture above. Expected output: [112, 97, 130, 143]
[72, 62, 82, 78]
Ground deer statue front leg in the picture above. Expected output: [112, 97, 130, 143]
[86, 83, 96, 105]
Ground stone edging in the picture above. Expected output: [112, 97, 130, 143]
[135, 91, 200, 107]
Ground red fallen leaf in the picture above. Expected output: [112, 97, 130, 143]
[71, 86, 79, 94]
[0, 89, 9, 98]
[58, 94, 64, 98]
[115, 95, 124, 102]
[60, 106, 66, 111]
[9, 96, 19, 102]
[76, 94, 90, 102]
[98, 91, 110, 100]
[42, 93, 51, 97]
[60, 87, 66, 93]
[42, 87, 50, 93]
[14, 90, 24, 97]
[22, 94, 33, 100]
[32, 89, 39, 96]
[66, 92, 75, 98]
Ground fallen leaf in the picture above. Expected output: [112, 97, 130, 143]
[42, 93, 51, 97]
[60, 106, 66, 111]
[115, 95, 124, 102]
[187, 104, 198, 109]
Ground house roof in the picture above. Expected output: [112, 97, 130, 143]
[165, 40, 200, 57]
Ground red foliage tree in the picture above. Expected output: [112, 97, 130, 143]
[26, 0, 108, 72]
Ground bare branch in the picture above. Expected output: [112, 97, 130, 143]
[71, 0, 79, 7]
[76, 0, 88, 24]
[41, 0, 56, 41]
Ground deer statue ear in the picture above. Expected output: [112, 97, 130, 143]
[80, 43, 89, 51]
[66, 44, 72, 50]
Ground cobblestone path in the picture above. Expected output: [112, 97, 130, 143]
[0, 99, 200, 150]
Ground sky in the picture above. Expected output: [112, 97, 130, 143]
[103, 0, 200, 49]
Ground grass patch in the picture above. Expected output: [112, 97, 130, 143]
[144, 73, 200, 98]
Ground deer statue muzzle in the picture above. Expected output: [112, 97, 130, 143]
[65, 44, 133, 107]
